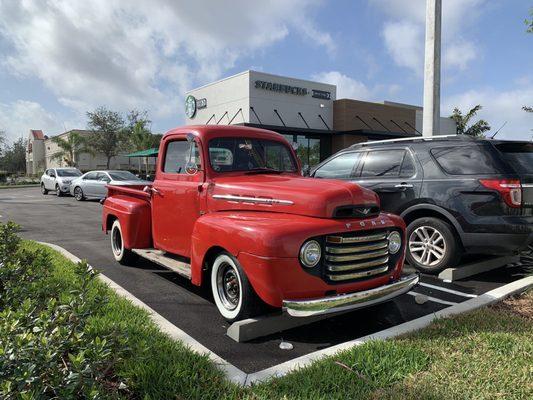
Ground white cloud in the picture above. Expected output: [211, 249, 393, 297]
[382, 21, 424, 74]
[443, 86, 533, 141]
[372, 0, 486, 75]
[444, 40, 478, 70]
[0, 0, 332, 124]
[0, 100, 65, 143]
[312, 71, 372, 100]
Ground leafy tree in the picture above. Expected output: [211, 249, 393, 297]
[124, 110, 161, 151]
[523, 106, 533, 113]
[0, 138, 27, 174]
[87, 107, 125, 169]
[526, 8, 533, 33]
[51, 131, 93, 167]
[450, 105, 491, 137]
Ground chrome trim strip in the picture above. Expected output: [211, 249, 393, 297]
[326, 256, 389, 272]
[325, 241, 388, 254]
[325, 248, 389, 262]
[283, 274, 420, 317]
[326, 233, 387, 244]
[212, 194, 294, 205]
[327, 265, 389, 281]
[521, 184, 533, 188]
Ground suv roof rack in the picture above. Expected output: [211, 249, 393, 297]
[349, 134, 473, 148]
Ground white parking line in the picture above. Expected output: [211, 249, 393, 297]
[419, 282, 478, 298]
[406, 291, 458, 306]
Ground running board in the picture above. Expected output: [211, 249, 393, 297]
[132, 248, 191, 279]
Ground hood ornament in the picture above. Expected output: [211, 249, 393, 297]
[345, 223, 352, 229]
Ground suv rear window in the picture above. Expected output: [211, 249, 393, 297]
[494, 142, 533, 175]
[431, 145, 501, 175]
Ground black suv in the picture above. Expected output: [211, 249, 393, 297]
[310, 136, 533, 273]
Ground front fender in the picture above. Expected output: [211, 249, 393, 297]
[190, 211, 404, 287]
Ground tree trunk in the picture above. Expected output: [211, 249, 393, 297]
[106, 156, 111, 169]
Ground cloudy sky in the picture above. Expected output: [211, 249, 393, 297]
[0, 0, 531, 142]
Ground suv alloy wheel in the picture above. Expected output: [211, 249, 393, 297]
[406, 217, 462, 273]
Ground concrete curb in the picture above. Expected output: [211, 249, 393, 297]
[38, 241, 533, 387]
[38, 242, 249, 385]
[245, 275, 533, 384]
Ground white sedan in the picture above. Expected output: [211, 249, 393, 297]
[69, 170, 151, 200]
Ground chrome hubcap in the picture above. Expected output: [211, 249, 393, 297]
[111, 227, 122, 256]
[409, 226, 446, 267]
[216, 263, 240, 311]
[75, 188, 82, 199]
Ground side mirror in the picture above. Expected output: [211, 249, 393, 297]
[185, 162, 199, 175]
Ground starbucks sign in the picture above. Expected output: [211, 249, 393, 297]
[185, 95, 207, 119]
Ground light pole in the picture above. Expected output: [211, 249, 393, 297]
[422, 0, 442, 137]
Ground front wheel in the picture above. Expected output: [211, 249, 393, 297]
[210, 252, 265, 322]
[74, 186, 84, 201]
[110, 219, 138, 265]
[406, 217, 462, 274]
[55, 184, 63, 197]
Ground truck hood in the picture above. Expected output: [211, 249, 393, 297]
[208, 174, 379, 218]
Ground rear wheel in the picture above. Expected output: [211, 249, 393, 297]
[74, 186, 84, 201]
[41, 183, 48, 195]
[210, 252, 265, 322]
[406, 217, 461, 273]
[110, 219, 137, 265]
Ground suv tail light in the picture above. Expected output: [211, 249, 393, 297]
[479, 179, 522, 208]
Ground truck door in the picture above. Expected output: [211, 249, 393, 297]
[151, 137, 204, 257]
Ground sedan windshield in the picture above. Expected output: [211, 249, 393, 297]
[56, 169, 82, 177]
[108, 171, 141, 181]
[209, 137, 297, 173]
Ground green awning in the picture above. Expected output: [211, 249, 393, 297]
[125, 148, 159, 157]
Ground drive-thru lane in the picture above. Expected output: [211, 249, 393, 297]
[0, 187, 521, 373]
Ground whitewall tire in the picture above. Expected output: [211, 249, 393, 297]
[210, 252, 265, 322]
[110, 219, 137, 265]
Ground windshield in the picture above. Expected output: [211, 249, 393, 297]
[208, 137, 297, 173]
[495, 142, 533, 175]
[56, 169, 82, 177]
[108, 171, 141, 181]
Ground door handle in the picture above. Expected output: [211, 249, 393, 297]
[394, 183, 413, 188]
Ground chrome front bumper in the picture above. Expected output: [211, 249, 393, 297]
[283, 274, 419, 317]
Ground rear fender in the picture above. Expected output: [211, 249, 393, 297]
[102, 195, 152, 249]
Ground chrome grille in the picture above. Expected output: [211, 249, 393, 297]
[324, 231, 390, 282]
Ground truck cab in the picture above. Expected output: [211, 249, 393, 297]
[102, 125, 418, 322]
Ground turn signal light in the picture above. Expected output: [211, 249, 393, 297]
[479, 179, 522, 208]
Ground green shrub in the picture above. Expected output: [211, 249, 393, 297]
[0, 222, 130, 398]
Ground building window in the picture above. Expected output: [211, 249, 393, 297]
[283, 134, 321, 168]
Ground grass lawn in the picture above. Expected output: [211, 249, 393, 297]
[5, 239, 533, 399]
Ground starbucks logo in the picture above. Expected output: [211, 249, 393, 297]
[185, 95, 197, 118]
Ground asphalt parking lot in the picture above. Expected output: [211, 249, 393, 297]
[0, 187, 524, 373]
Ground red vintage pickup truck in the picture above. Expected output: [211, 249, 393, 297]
[102, 125, 418, 321]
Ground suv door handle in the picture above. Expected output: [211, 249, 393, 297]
[394, 183, 413, 188]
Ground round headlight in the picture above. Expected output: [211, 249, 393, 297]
[299, 240, 321, 268]
[388, 231, 402, 254]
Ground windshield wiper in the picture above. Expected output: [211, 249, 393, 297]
[244, 167, 284, 175]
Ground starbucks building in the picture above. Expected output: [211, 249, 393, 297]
[184, 70, 455, 168]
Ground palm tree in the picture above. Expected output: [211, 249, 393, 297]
[124, 121, 161, 175]
[450, 105, 491, 137]
[51, 131, 92, 167]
